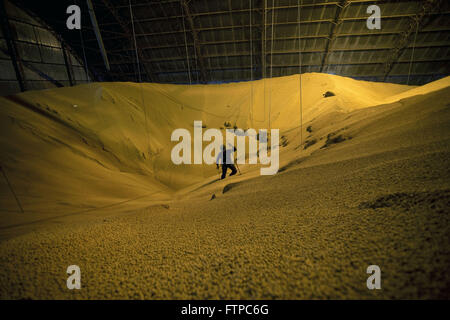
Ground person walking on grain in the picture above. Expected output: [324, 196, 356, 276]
[216, 144, 237, 180]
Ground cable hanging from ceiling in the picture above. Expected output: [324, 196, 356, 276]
[262, 0, 267, 125]
[268, 0, 275, 132]
[129, 0, 141, 83]
[76, 0, 89, 83]
[407, 17, 419, 85]
[153, 1, 262, 124]
[194, 37, 199, 83]
[249, 0, 253, 127]
[129, 0, 150, 159]
[298, 0, 303, 147]
[181, 1, 192, 85]
[248, 0, 267, 125]
[77, 0, 111, 137]
[0, 165, 24, 213]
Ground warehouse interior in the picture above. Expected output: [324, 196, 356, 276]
[0, 0, 449, 300]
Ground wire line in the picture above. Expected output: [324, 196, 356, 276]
[129, 0, 150, 158]
[407, 18, 419, 85]
[181, 1, 192, 84]
[0, 165, 24, 213]
[298, 0, 303, 147]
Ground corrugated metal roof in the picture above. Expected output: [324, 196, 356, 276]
[16, 0, 450, 85]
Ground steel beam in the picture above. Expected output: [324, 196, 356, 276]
[181, 0, 208, 83]
[105, 0, 380, 23]
[102, 57, 448, 74]
[320, 0, 350, 73]
[100, 0, 158, 82]
[102, 25, 450, 53]
[92, 41, 450, 66]
[11, 0, 96, 83]
[84, 11, 450, 42]
[87, 0, 110, 71]
[0, 46, 64, 87]
[382, 0, 443, 81]
[22, 61, 64, 87]
[0, 0, 26, 91]
[111, 0, 348, 11]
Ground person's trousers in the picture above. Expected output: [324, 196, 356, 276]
[221, 164, 237, 179]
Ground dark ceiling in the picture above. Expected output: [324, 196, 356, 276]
[14, 0, 450, 85]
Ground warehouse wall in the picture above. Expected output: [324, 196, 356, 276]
[0, 0, 90, 96]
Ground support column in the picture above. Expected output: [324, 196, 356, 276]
[0, 0, 26, 91]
